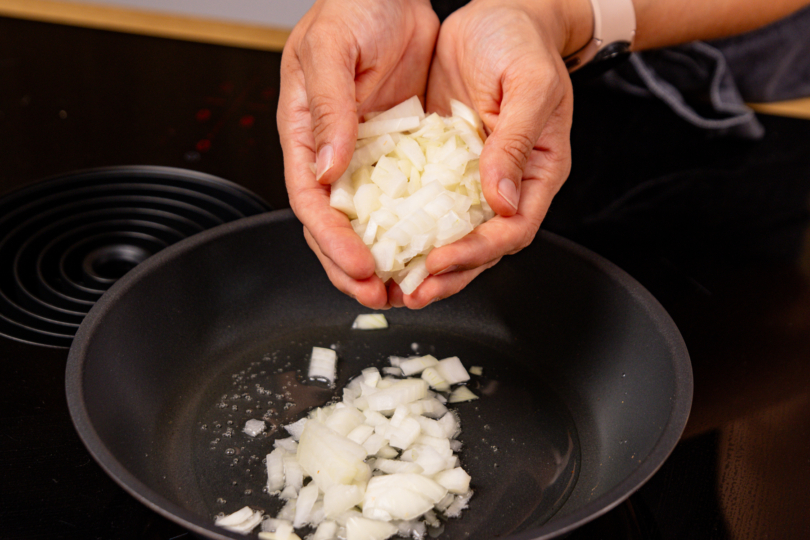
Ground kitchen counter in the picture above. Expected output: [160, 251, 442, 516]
[1, 14, 809, 540]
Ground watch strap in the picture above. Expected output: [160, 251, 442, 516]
[564, 0, 636, 72]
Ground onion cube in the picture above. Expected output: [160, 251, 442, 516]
[398, 257, 429, 295]
[371, 157, 408, 198]
[434, 467, 472, 494]
[357, 116, 420, 139]
[436, 356, 470, 385]
[244, 419, 266, 437]
[309, 347, 337, 384]
[370, 238, 398, 273]
[366, 378, 428, 411]
[346, 516, 398, 540]
[297, 420, 367, 491]
[352, 314, 388, 330]
[448, 386, 479, 403]
[354, 183, 383, 224]
[362, 473, 447, 522]
[324, 484, 365, 519]
[366, 95, 425, 123]
[215, 506, 255, 528]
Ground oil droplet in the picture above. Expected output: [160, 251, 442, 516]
[244, 489, 253, 496]
[216, 498, 226, 504]
[225, 448, 236, 456]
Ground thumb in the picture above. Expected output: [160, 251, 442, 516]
[298, 29, 360, 185]
[479, 75, 561, 216]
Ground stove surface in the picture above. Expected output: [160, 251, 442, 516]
[1, 15, 809, 540]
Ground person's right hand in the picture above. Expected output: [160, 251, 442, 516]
[278, 0, 440, 309]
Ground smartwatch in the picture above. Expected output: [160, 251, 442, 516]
[564, 0, 636, 72]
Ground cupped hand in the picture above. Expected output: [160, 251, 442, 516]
[278, 0, 439, 309]
[389, 0, 590, 309]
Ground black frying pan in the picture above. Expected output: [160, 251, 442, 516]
[66, 209, 692, 539]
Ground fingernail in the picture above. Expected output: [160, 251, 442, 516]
[498, 178, 519, 210]
[435, 265, 457, 276]
[315, 144, 334, 183]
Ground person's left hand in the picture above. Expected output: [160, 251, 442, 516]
[388, 0, 589, 308]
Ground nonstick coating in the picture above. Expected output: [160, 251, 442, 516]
[66, 209, 692, 540]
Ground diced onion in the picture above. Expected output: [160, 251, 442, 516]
[244, 419, 266, 437]
[330, 96, 492, 295]
[216, 506, 264, 534]
[241, 328, 482, 540]
[309, 347, 337, 385]
[448, 386, 479, 403]
[352, 314, 389, 330]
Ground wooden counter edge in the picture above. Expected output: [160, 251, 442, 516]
[0, 0, 290, 52]
[748, 98, 810, 121]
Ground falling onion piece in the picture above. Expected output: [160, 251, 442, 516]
[330, 96, 492, 295]
[309, 346, 338, 385]
[250, 351, 479, 540]
[352, 314, 389, 330]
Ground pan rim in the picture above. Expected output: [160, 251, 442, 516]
[66, 209, 693, 540]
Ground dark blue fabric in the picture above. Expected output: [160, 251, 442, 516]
[712, 5, 810, 102]
[599, 6, 810, 139]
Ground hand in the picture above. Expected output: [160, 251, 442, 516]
[389, 0, 591, 309]
[278, 0, 440, 309]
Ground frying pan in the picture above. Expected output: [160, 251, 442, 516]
[66, 209, 692, 539]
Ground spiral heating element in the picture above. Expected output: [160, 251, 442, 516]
[0, 167, 270, 348]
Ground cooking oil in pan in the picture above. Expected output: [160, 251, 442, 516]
[191, 325, 581, 539]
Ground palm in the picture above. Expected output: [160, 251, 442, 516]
[278, 0, 439, 309]
[388, 3, 574, 309]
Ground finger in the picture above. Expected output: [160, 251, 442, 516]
[304, 226, 390, 309]
[424, 173, 553, 274]
[387, 280, 405, 308]
[478, 54, 565, 217]
[298, 20, 360, 185]
[397, 259, 500, 309]
[426, 94, 573, 275]
[278, 49, 377, 281]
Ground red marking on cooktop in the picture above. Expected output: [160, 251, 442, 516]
[196, 139, 211, 152]
[239, 115, 255, 128]
[196, 109, 211, 122]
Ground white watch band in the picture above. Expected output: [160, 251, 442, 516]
[564, 0, 636, 72]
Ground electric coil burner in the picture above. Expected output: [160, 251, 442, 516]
[0, 166, 270, 348]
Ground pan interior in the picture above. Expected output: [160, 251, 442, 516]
[163, 324, 581, 539]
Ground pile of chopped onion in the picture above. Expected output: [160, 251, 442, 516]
[329, 96, 493, 294]
[216, 349, 478, 539]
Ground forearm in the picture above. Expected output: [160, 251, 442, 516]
[632, 0, 810, 50]
[549, 0, 810, 58]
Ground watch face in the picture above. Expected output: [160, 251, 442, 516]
[569, 48, 632, 84]
[594, 41, 633, 63]
[565, 56, 584, 71]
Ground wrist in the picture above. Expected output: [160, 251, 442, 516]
[465, 0, 591, 57]
[559, 0, 596, 58]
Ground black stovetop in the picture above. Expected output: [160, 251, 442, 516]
[2, 15, 809, 540]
